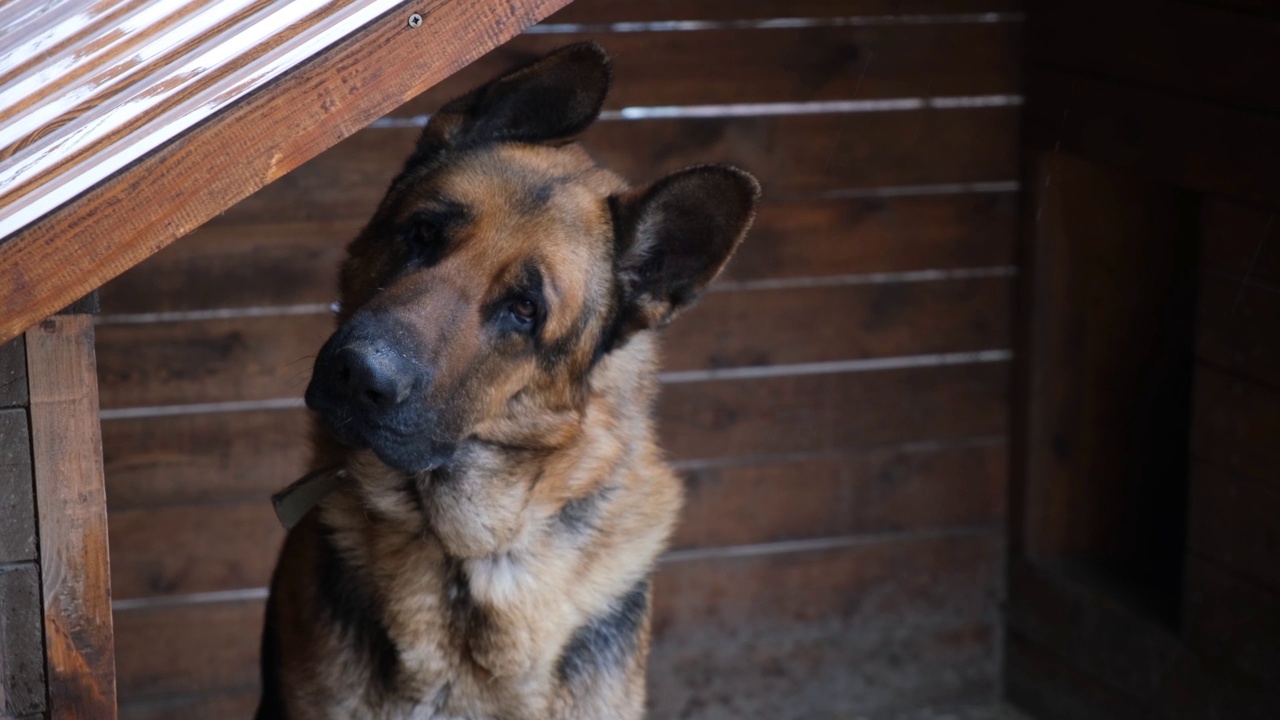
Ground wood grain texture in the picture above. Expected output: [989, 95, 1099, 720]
[0, 563, 46, 718]
[102, 409, 313, 511]
[674, 442, 1006, 550]
[216, 108, 1020, 225]
[106, 442, 1006, 599]
[27, 314, 116, 719]
[113, 534, 1003, 714]
[0, 0, 574, 344]
[393, 23, 1021, 114]
[100, 193, 1017, 314]
[1022, 69, 1280, 207]
[95, 277, 1011, 409]
[544, 0, 1024, 22]
[1019, 152, 1195, 585]
[1192, 365, 1280, 490]
[1027, 0, 1280, 114]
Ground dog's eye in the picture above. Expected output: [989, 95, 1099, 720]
[508, 297, 538, 326]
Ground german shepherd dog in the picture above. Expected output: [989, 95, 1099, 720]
[256, 43, 759, 719]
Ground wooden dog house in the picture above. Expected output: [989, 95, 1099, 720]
[1, 1, 1277, 718]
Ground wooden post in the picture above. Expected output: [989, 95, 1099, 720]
[26, 315, 117, 719]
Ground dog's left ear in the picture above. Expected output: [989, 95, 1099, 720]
[611, 165, 761, 331]
[416, 42, 611, 158]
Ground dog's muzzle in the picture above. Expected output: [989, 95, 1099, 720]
[305, 316, 453, 473]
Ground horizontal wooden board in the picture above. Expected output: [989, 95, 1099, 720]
[1191, 365, 1280, 489]
[663, 362, 1007, 461]
[102, 409, 313, 512]
[215, 108, 1020, 225]
[1183, 557, 1280, 686]
[1199, 199, 1280, 287]
[96, 313, 334, 410]
[395, 24, 1021, 114]
[102, 362, 1008, 509]
[100, 193, 1017, 314]
[1007, 559, 1280, 720]
[1188, 463, 1280, 593]
[114, 533, 1001, 710]
[1196, 271, 1280, 391]
[110, 502, 283, 601]
[1023, 69, 1280, 207]
[107, 442, 1006, 599]
[546, 0, 1024, 22]
[1027, 0, 1280, 114]
[676, 442, 1006, 549]
[96, 277, 1010, 409]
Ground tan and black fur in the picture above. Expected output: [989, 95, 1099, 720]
[256, 43, 759, 719]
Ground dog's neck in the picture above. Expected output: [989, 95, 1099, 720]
[312, 330, 663, 559]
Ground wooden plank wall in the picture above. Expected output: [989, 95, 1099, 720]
[1007, 1, 1280, 718]
[93, 1, 1023, 717]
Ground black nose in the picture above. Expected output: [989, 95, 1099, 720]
[333, 342, 414, 410]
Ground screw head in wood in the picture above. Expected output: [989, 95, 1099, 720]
[408, 13, 423, 28]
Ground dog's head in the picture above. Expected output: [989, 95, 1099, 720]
[305, 43, 759, 475]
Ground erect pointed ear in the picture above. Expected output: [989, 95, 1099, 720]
[415, 42, 611, 158]
[610, 165, 761, 332]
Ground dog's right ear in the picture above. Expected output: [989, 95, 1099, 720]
[413, 42, 611, 162]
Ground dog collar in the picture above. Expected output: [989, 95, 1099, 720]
[271, 465, 346, 529]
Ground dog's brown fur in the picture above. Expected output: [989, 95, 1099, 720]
[257, 44, 758, 719]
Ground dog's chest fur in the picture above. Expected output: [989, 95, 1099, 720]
[268, 340, 678, 720]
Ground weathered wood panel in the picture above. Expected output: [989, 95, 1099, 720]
[675, 442, 1006, 549]
[1018, 152, 1195, 594]
[545, 0, 1023, 22]
[102, 409, 314, 511]
[96, 277, 1011, 409]
[100, 193, 1017, 314]
[217, 108, 1020, 225]
[27, 314, 116, 719]
[101, 360, 1007, 515]
[107, 442, 1006, 599]
[395, 23, 1021, 114]
[0, 0, 575, 344]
